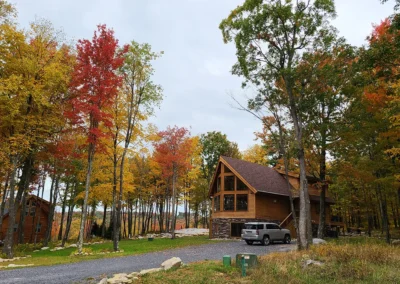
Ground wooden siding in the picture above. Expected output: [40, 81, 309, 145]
[255, 193, 291, 221]
[310, 201, 333, 225]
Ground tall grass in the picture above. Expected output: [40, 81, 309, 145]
[143, 237, 400, 284]
[250, 240, 400, 283]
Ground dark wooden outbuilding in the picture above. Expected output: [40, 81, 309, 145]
[1, 195, 50, 243]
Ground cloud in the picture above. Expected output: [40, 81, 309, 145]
[200, 58, 232, 77]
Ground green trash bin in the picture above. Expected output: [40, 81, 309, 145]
[223, 255, 231, 267]
[235, 253, 258, 268]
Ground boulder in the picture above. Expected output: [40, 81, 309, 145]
[392, 240, 400, 246]
[107, 273, 129, 284]
[41, 247, 49, 250]
[68, 244, 77, 248]
[139, 267, 163, 275]
[161, 257, 182, 271]
[302, 259, 324, 269]
[312, 238, 327, 245]
[98, 278, 107, 284]
[7, 264, 34, 268]
[127, 272, 139, 279]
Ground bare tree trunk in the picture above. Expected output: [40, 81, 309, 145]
[153, 203, 157, 232]
[77, 142, 95, 254]
[111, 143, 118, 249]
[58, 183, 69, 241]
[391, 201, 398, 228]
[133, 199, 138, 236]
[273, 112, 300, 243]
[377, 184, 390, 244]
[101, 204, 107, 238]
[2, 156, 18, 258]
[123, 206, 127, 238]
[127, 198, 132, 237]
[87, 203, 96, 239]
[165, 195, 170, 232]
[0, 173, 10, 239]
[43, 174, 60, 246]
[170, 169, 177, 239]
[317, 126, 327, 239]
[285, 78, 312, 250]
[62, 203, 75, 247]
[194, 204, 199, 228]
[17, 190, 28, 244]
[141, 202, 146, 235]
[15, 153, 34, 245]
[158, 199, 163, 233]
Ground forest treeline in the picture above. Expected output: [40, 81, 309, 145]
[0, 0, 399, 258]
[0, 1, 243, 258]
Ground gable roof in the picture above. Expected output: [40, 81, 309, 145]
[218, 156, 290, 196]
[1, 195, 50, 220]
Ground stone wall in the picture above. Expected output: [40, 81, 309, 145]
[211, 218, 280, 238]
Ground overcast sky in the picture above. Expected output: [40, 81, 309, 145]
[12, 0, 395, 151]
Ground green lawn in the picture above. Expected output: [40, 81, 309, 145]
[0, 236, 216, 269]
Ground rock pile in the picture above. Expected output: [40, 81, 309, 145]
[0, 263, 34, 269]
[99, 257, 182, 284]
[0, 255, 31, 262]
[312, 238, 327, 245]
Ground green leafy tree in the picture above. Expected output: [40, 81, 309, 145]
[220, 0, 336, 249]
[199, 131, 240, 183]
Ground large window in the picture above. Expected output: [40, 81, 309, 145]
[224, 176, 234, 191]
[214, 195, 220, 212]
[217, 177, 221, 192]
[236, 194, 248, 211]
[224, 194, 234, 211]
[236, 178, 247, 190]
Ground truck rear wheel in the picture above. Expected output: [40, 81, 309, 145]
[262, 235, 270, 246]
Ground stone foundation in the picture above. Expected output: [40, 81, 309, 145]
[211, 218, 280, 239]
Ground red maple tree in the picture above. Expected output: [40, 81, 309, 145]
[153, 126, 193, 238]
[66, 24, 127, 253]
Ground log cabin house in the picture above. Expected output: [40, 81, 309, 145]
[1, 195, 50, 243]
[209, 156, 344, 238]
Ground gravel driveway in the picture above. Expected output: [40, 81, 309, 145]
[0, 240, 295, 284]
